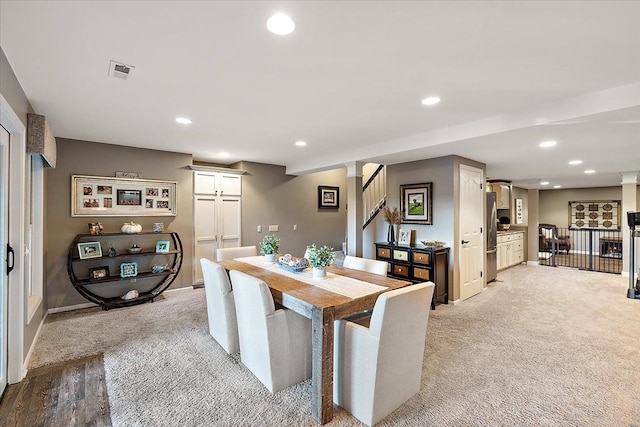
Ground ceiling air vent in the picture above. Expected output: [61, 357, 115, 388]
[108, 60, 135, 80]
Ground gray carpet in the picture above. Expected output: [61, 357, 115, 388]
[29, 265, 640, 426]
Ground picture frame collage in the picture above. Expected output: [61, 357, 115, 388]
[72, 175, 177, 217]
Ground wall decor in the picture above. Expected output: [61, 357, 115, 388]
[78, 241, 102, 259]
[156, 240, 170, 253]
[568, 200, 621, 230]
[397, 228, 415, 246]
[71, 175, 177, 217]
[318, 185, 339, 209]
[400, 182, 433, 225]
[88, 222, 103, 235]
[88, 266, 110, 281]
[515, 198, 523, 224]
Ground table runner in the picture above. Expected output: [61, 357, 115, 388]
[236, 256, 386, 299]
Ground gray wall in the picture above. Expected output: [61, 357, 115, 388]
[1, 47, 43, 363]
[540, 187, 623, 227]
[238, 161, 347, 256]
[46, 138, 194, 308]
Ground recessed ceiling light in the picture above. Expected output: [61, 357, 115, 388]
[539, 140, 557, 148]
[568, 160, 582, 165]
[267, 13, 295, 35]
[219, 152, 230, 158]
[553, 185, 562, 188]
[421, 96, 441, 106]
[584, 169, 596, 174]
[175, 117, 192, 124]
[540, 181, 550, 186]
[295, 141, 307, 147]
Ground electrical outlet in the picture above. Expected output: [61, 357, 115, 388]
[257, 225, 262, 233]
[268, 225, 278, 232]
[293, 224, 298, 231]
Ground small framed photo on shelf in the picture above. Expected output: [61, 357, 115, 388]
[88, 222, 103, 235]
[88, 266, 109, 281]
[155, 241, 170, 253]
[78, 241, 102, 259]
[120, 262, 138, 278]
[398, 229, 416, 247]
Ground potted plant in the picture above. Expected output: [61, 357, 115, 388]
[260, 234, 280, 263]
[306, 244, 335, 279]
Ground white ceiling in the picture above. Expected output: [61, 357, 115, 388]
[1, 1, 639, 188]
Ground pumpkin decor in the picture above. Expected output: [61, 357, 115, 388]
[121, 222, 143, 234]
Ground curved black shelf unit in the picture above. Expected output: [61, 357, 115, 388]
[67, 231, 183, 310]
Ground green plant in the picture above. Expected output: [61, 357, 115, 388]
[306, 244, 335, 268]
[260, 234, 280, 255]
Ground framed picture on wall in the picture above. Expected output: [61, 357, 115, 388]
[318, 185, 339, 209]
[400, 182, 433, 224]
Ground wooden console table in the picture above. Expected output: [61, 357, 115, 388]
[374, 242, 450, 307]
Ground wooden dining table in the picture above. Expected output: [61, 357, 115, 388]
[218, 257, 411, 424]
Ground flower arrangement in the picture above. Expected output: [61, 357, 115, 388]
[306, 244, 335, 268]
[260, 234, 280, 255]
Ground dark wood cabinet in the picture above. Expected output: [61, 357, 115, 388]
[375, 243, 449, 307]
[67, 231, 183, 310]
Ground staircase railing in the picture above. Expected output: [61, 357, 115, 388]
[363, 165, 386, 229]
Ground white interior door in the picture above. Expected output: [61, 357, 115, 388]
[194, 196, 218, 284]
[459, 164, 484, 300]
[219, 197, 241, 248]
[0, 125, 10, 395]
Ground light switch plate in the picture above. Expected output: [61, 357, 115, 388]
[268, 225, 278, 232]
[257, 225, 262, 233]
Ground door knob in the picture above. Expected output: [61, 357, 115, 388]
[461, 240, 470, 244]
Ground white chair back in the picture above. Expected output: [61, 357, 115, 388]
[230, 270, 312, 393]
[334, 282, 435, 426]
[216, 245, 257, 261]
[343, 255, 388, 276]
[199, 258, 239, 354]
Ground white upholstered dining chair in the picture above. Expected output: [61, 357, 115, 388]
[199, 258, 240, 354]
[342, 255, 388, 276]
[216, 245, 257, 261]
[230, 270, 312, 393]
[333, 282, 435, 426]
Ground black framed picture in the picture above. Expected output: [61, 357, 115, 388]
[318, 186, 339, 209]
[400, 182, 433, 224]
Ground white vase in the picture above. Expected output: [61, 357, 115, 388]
[312, 267, 326, 279]
[264, 253, 276, 264]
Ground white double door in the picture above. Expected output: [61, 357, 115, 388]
[193, 171, 242, 284]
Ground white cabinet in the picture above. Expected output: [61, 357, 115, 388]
[488, 181, 511, 210]
[497, 231, 524, 270]
[193, 170, 243, 285]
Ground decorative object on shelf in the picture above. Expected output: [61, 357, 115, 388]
[381, 205, 401, 244]
[71, 174, 177, 217]
[121, 221, 143, 234]
[78, 241, 102, 259]
[153, 222, 165, 233]
[568, 200, 621, 230]
[398, 229, 415, 246]
[400, 182, 433, 225]
[120, 262, 138, 278]
[88, 222, 103, 235]
[277, 254, 309, 272]
[107, 243, 118, 257]
[260, 234, 280, 263]
[88, 266, 109, 281]
[420, 240, 446, 249]
[128, 244, 142, 254]
[306, 244, 335, 279]
[155, 240, 170, 253]
[318, 185, 339, 209]
[121, 289, 139, 300]
[151, 263, 168, 274]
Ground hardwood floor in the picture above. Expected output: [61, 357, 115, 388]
[0, 354, 111, 427]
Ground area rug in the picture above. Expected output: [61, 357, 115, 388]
[29, 266, 640, 426]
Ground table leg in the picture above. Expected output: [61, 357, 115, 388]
[311, 306, 334, 424]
